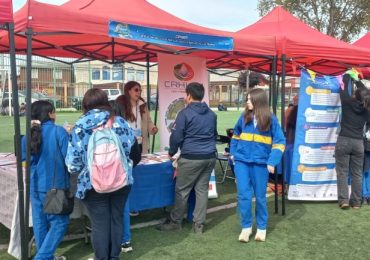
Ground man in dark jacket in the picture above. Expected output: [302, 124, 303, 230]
[159, 82, 217, 233]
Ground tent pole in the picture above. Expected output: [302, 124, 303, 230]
[281, 54, 286, 216]
[146, 54, 154, 153]
[24, 27, 33, 258]
[272, 56, 278, 214]
[9, 22, 28, 260]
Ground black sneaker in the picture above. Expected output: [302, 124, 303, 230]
[157, 218, 182, 231]
[121, 242, 133, 253]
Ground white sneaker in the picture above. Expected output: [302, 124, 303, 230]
[238, 227, 252, 243]
[254, 229, 266, 242]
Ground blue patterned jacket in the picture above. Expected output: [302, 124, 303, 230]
[65, 109, 135, 199]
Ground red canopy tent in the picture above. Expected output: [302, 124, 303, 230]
[0, 0, 276, 70]
[0, 0, 13, 24]
[235, 6, 370, 76]
[353, 32, 370, 79]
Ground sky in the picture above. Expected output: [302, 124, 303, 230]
[12, 0, 260, 32]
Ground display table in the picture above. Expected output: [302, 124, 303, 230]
[0, 153, 175, 259]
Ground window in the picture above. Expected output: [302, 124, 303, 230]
[31, 69, 38, 79]
[102, 66, 111, 80]
[92, 69, 100, 80]
[55, 70, 63, 80]
[110, 89, 120, 96]
[112, 64, 123, 81]
[136, 70, 145, 82]
[127, 67, 135, 81]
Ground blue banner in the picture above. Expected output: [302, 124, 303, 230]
[288, 69, 342, 201]
[108, 20, 234, 51]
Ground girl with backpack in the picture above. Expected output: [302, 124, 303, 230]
[66, 89, 140, 260]
[230, 88, 285, 242]
[22, 100, 69, 260]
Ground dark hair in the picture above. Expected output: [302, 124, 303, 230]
[186, 82, 204, 101]
[82, 88, 112, 114]
[355, 81, 370, 112]
[122, 81, 146, 122]
[109, 99, 124, 116]
[244, 88, 271, 131]
[30, 100, 55, 154]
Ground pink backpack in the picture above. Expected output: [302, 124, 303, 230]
[87, 118, 128, 193]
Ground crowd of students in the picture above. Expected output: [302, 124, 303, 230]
[22, 72, 370, 259]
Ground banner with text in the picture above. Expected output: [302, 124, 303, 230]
[288, 69, 342, 201]
[157, 53, 208, 151]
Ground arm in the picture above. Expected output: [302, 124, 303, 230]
[65, 127, 85, 174]
[340, 74, 353, 102]
[168, 110, 186, 157]
[230, 115, 243, 155]
[214, 113, 218, 140]
[145, 106, 157, 135]
[267, 116, 286, 167]
[57, 127, 69, 158]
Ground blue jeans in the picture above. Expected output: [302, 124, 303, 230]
[30, 191, 69, 260]
[83, 186, 130, 260]
[363, 153, 370, 198]
[234, 162, 269, 230]
[121, 198, 131, 243]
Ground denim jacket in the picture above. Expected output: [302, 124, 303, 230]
[65, 109, 135, 199]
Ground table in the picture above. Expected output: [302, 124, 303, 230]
[0, 153, 176, 259]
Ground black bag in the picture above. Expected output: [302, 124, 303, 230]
[43, 189, 74, 215]
[43, 131, 74, 215]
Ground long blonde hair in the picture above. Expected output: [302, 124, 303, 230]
[244, 88, 271, 131]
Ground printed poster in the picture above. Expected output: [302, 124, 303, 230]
[157, 53, 208, 151]
[288, 69, 342, 201]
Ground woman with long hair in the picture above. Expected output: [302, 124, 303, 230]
[66, 88, 140, 259]
[335, 74, 370, 210]
[22, 100, 69, 260]
[230, 88, 285, 242]
[116, 81, 158, 154]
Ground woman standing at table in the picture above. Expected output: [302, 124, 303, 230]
[230, 88, 285, 242]
[66, 89, 140, 260]
[22, 100, 69, 260]
[116, 81, 158, 154]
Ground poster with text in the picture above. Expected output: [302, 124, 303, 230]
[288, 69, 342, 201]
[157, 53, 208, 151]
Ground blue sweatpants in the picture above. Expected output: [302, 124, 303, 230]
[30, 191, 70, 260]
[121, 198, 131, 243]
[234, 161, 269, 230]
[363, 153, 370, 198]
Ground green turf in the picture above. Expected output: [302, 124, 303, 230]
[0, 110, 242, 153]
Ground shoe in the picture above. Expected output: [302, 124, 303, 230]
[352, 206, 361, 210]
[121, 242, 133, 253]
[54, 256, 66, 260]
[192, 223, 204, 234]
[157, 218, 182, 231]
[129, 211, 139, 217]
[254, 229, 266, 242]
[238, 227, 252, 243]
[340, 203, 350, 210]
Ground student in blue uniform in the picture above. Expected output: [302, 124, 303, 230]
[230, 88, 285, 243]
[22, 100, 69, 260]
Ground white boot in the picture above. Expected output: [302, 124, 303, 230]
[238, 227, 252, 243]
[254, 229, 266, 242]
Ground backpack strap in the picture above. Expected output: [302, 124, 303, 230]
[105, 117, 115, 128]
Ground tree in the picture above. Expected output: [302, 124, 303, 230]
[238, 71, 269, 89]
[257, 0, 370, 42]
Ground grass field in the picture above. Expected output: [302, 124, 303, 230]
[0, 110, 242, 153]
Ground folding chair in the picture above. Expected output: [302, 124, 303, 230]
[216, 134, 235, 183]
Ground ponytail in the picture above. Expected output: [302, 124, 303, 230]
[30, 122, 42, 154]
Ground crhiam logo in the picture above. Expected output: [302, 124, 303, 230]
[173, 63, 194, 81]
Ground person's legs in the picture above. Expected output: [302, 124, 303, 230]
[234, 161, 253, 229]
[121, 195, 132, 252]
[169, 158, 199, 224]
[349, 139, 364, 207]
[363, 153, 370, 200]
[30, 191, 48, 252]
[250, 164, 269, 230]
[192, 158, 216, 230]
[35, 193, 69, 259]
[82, 189, 111, 260]
[110, 186, 130, 259]
[335, 136, 352, 207]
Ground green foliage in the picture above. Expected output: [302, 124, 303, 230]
[258, 0, 370, 42]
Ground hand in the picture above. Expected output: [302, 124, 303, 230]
[151, 126, 158, 135]
[168, 154, 175, 161]
[267, 165, 275, 174]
